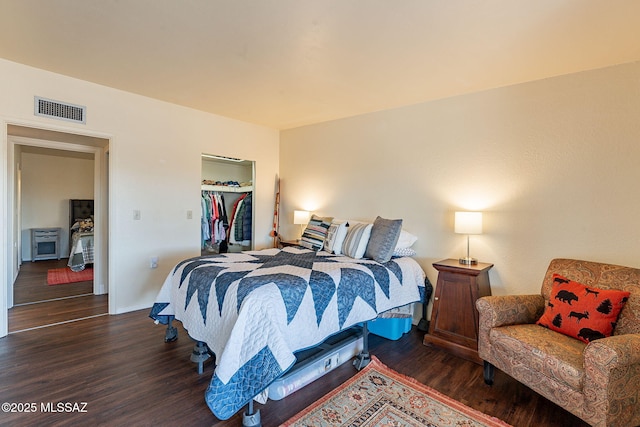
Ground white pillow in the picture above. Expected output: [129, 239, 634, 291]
[342, 222, 373, 259]
[324, 220, 349, 254]
[392, 247, 417, 257]
[395, 230, 418, 249]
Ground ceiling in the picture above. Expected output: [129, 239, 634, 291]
[1, 1, 640, 130]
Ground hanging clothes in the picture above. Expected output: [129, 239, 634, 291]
[240, 193, 252, 246]
[229, 194, 247, 245]
[202, 189, 251, 251]
[216, 193, 229, 252]
[201, 192, 212, 249]
[216, 194, 226, 243]
[231, 193, 252, 246]
[201, 191, 228, 250]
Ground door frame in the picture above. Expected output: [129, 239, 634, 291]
[1, 119, 111, 337]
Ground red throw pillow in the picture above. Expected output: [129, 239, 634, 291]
[536, 274, 630, 343]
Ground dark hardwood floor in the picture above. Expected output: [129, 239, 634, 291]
[9, 259, 108, 333]
[13, 259, 94, 304]
[0, 310, 588, 427]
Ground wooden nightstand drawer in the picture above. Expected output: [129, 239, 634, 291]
[31, 227, 61, 261]
[33, 229, 59, 237]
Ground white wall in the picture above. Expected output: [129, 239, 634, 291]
[201, 158, 253, 184]
[0, 58, 279, 336]
[20, 151, 94, 260]
[4, 56, 639, 334]
[280, 61, 640, 300]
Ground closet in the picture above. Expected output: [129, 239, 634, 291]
[201, 154, 254, 255]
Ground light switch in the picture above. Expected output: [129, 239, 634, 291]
[133, 210, 141, 220]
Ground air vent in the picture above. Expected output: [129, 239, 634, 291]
[34, 96, 86, 124]
[202, 154, 244, 162]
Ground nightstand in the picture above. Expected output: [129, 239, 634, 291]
[423, 258, 493, 364]
[31, 227, 62, 261]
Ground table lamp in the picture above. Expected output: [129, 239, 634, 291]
[454, 211, 483, 265]
[293, 210, 310, 239]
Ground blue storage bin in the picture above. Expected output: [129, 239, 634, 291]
[367, 317, 412, 340]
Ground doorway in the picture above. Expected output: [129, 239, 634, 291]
[6, 124, 110, 333]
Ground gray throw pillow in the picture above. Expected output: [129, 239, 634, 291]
[365, 216, 403, 263]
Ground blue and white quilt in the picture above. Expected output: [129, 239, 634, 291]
[149, 246, 425, 420]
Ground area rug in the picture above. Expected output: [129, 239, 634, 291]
[47, 267, 93, 285]
[281, 356, 511, 427]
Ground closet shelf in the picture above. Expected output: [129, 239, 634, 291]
[201, 184, 253, 193]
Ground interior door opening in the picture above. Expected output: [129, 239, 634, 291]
[5, 124, 110, 334]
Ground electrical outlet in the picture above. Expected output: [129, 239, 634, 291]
[133, 210, 141, 220]
[150, 256, 158, 269]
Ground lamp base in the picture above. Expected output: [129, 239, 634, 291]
[459, 257, 478, 265]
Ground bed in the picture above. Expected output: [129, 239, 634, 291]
[67, 199, 94, 272]
[149, 245, 425, 420]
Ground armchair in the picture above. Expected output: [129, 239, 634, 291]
[476, 259, 640, 427]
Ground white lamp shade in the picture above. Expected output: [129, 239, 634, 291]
[455, 211, 483, 235]
[293, 210, 311, 225]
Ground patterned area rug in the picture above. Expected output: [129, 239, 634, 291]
[47, 267, 93, 285]
[281, 356, 511, 427]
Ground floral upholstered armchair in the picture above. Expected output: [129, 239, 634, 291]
[476, 259, 640, 427]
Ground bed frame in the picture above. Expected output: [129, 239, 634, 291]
[162, 275, 433, 427]
[163, 318, 371, 427]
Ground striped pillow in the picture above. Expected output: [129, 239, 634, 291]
[342, 222, 373, 259]
[299, 215, 333, 251]
[324, 220, 349, 254]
